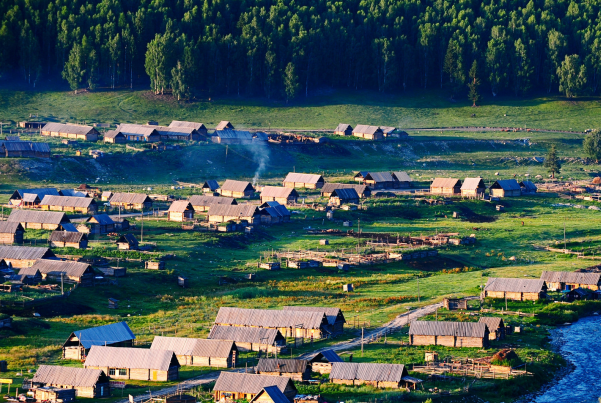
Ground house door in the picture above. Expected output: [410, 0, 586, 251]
[152, 370, 158, 380]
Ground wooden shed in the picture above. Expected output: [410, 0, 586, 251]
[443, 298, 468, 310]
[260, 187, 299, 205]
[202, 180, 220, 193]
[169, 121, 208, 136]
[189, 195, 237, 212]
[478, 317, 505, 340]
[430, 178, 462, 195]
[213, 372, 297, 402]
[250, 386, 292, 403]
[519, 180, 538, 194]
[2, 141, 51, 158]
[259, 201, 291, 224]
[329, 188, 359, 206]
[490, 180, 521, 197]
[62, 321, 135, 360]
[40, 195, 97, 214]
[7, 209, 70, 230]
[145, 260, 165, 270]
[116, 234, 139, 250]
[308, 350, 343, 374]
[483, 277, 547, 301]
[329, 362, 418, 389]
[32, 365, 110, 398]
[0, 222, 25, 244]
[103, 130, 127, 143]
[32, 387, 76, 403]
[352, 125, 384, 140]
[283, 173, 325, 189]
[0, 245, 55, 268]
[49, 231, 88, 249]
[256, 358, 311, 381]
[79, 214, 115, 234]
[208, 325, 287, 353]
[207, 204, 260, 225]
[151, 336, 237, 368]
[168, 201, 195, 222]
[101, 191, 114, 201]
[115, 124, 160, 142]
[23, 259, 95, 285]
[220, 180, 255, 198]
[321, 184, 371, 198]
[9, 188, 60, 207]
[461, 178, 486, 198]
[409, 321, 489, 348]
[109, 193, 153, 210]
[84, 346, 180, 381]
[392, 171, 412, 188]
[334, 124, 353, 136]
[362, 172, 396, 189]
[215, 121, 235, 131]
[282, 306, 346, 337]
[41, 123, 99, 142]
[540, 271, 601, 291]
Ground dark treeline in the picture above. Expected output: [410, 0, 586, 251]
[2, 0, 601, 100]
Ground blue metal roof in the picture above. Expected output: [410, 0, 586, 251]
[71, 321, 135, 349]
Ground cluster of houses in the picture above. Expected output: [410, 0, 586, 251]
[334, 124, 406, 140]
[431, 177, 537, 198]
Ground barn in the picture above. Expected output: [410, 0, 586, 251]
[540, 271, 601, 291]
[155, 126, 201, 141]
[0, 246, 56, 268]
[208, 325, 287, 353]
[478, 317, 505, 340]
[259, 202, 291, 225]
[41, 123, 99, 142]
[9, 188, 60, 207]
[84, 346, 180, 381]
[110, 193, 153, 209]
[256, 358, 311, 381]
[334, 124, 353, 136]
[260, 187, 299, 205]
[0, 222, 25, 244]
[461, 178, 486, 198]
[489, 180, 521, 197]
[519, 180, 538, 194]
[329, 188, 359, 206]
[282, 306, 345, 336]
[2, 141, 51, 158]
[308, 350, 343, 374]
[7, 210, 70, 230]
[32, 365, 110, 398]
[78, 214, 115, 234]
[167, 201, 195, 222]
[352, 125, 384, 140]
[189, 195, 237, 212]
[321, 184, 371, 198]
[483, 277, 547, 301]
[150, 336, 237, 368]
[23, 259, 95, 285]
[207, 204, 260, 225]
[103, 131, 127, 144]
[408, 321, 489, 348]
[63, 321, 135, 360]
[49, 231, 88, 249]
[430, 178, 462, 195]
[169, 121, 208, 136]
[329, 362, 419, 389]
[116, 234, 139, 250]
[40, 195, 97, 214]
[283, 173, 325, 189]
[213, 372, 297, 402]
[202, 180, 220, 193]
[362, 172, 396, 189]
[220, 180, 255, 198]
[392, 171, 412, 188]
[115, 124, 160, 142]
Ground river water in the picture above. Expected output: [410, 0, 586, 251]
[533, 315, 601, 403]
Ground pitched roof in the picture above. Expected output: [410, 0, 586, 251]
[32, 365, 107, 388]
[308, 349, 343, 363]
[213, 372, 294, 394]
[208, 325, 284, 346]
[42, 123, 96, 135]
[213, 129, 254, 140]
[484, 277, 546, 293]
[478, 317, 504, 330]
[85, 346, 177, 371]
[221, 180, 254, 193]
[169, 121, 206, 131]
[330, 188, 359, 200]
[8, 210, 69, 225]
[334, 124, 353, 132]
[256, 358, 308, 374]
[40, 195, 95, 208]
[249, 386, 290, 403]
[12, 188, 60, 199]
[365, 172, 394, 182]
[104, 130, 125, 139]
[214, 307, 327, 330]
[329, 362, 406, 382]
[408, 321, 487, 338]
[49, 231, 86, 243]
[282, 306, 345, 326]
[321, 184, 370, 196]
[202, 180, 220, 190]
[115, 124, 158, 138]
[110, 193, 151, 204]
[380, 126, 397, 134]
[0, 222, 24, 234]
[101, 191, 113, 198]
[59, 223, 79, 232]
[353, 125, 381, 135]
[461, 177, 485, 191]
[189, 195, 237, 207]
[60, 189, 88, 197]
[520, 180, 537, 191]
[215, 121, 234, 130]
[150, 336, 235, 358]
[3, 141, 50, 153]
[261, 186, 297, 198]
[154, 125, 197, 137]
[392, 171, 412, 182]
[68, 322, 135, 349]
[0, 246, 55, 261]
[283, 173, 324, 185]
[22, 193, 40, 203]
[490, 179, 521, 191]
[168, 201, 194, 213]
[540, 271, 601, 285]
[431, 178, 462, 188]
[259, 202, 290, 218]
[207, 204, 259, 218]
[86, 214, 115, 226]
[117, 234, 138, 246]
[26, 259, 92, 278]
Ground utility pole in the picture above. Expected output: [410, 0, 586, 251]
[361, 327, 364, 356]
[564, 218, 567, 252]
[417, 277, 420, 303]
[61, 273, 64, 295]
[141, 207, 144, 243]
[225, 145, 228, 162]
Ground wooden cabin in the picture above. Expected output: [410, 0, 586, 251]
[40, 195, 97, 214]
[540, 271, 601, 291]
[283, 173, 325, 189]
[490, 180, 521, 197]
[334, 124, 353, 136]
[155, 125, 201, 141]
[520, 180, 538, 194]
[169, 121, 208, 136]
[115, 124, 160, 142]
[189, 195, 237, 212]
[109, 193, 153, 210]
[362, 172, 396, 189]
[211, 129, 268, 144]
[84, 346, 179, 381]
[478, 317, 505, 340]
[381, 126, 397, 137]
[101, 191, 113, 201]
[321, 184, 370, 198]
[32, 387, 76, 403]
[9, 188, 60, 207]
[256, 359, 311, 381]
[215, 121, 235, 131]
[7, 210, 70, 230]
[49, 231, 88, 249]
[329, 188, 359, 206]
[213, 372, 297, 402]
[116, 234, 139, 250]
[207, 204, 260, 225]
[329, 362, 419, 389]
[167, 201, 195, 222]
[409, 321, 489, 348]
[2, 141, 51, 158]
[392, 171, 412, 188]
[151, 337, 237, 368]
[32, 365, 110, 398]
[18, 121, 45, 129]
[352, 125, 384, 140]
[249, 386, 291, 403]
[430, 178, 462, 195]
[443, 298, 468, 310]
[23, 259, 95, 285]
[208, 325, 287, 353]
[220, 180, 255, 198]
[259, 202, 291, 225]
[308, 350, 343, 374]
[483, 278, 547, 301]
[202, 180, 220, 193]
[0, 246, 55, 269]
[79, 214, 115, 234]
[282, 306, 346, 337]
[41, 123, 99, 142]
[103, 130, 127, 143]
[0, 222, 25, 244]
[461, 178, 486, 198]
[260, 187, 299, 205]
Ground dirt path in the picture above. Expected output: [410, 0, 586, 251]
[405, 126, 582, 135]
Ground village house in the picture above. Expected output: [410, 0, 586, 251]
[392, 171, 412, 188]
[352, 125, 384, 140]
[9, 188, 60, 207]
[63, 321, 135, 360]
[109, 193, 153, 210]
[430, 178, 462, 195]
[213, 372, 297, 402]
[103, 130, 127, 144]
[32, 365, 110, 398]
[78, 214, 115, 234]
[443, 298, 468, 310]
[41, 123, 99, 142]
[334, 124, 353, 136]
[329, 188, 359, 206]
[40, 195, 97, 214]
[76, 184, 101, 197]
[1, 141, 51, 158]
[10, 268, 42, 285]
[329, 362, 420, 389]
[0, 222, 25, 244]
[409, 321, 489, 348]
[489, 180, 521, 197]
[381, 126, 397, 137]
[540, 271, 601, 291]
[84, 346, 180, 381]
[155, 125, 201, 141]
[207, 204, 260, 225]
[101, 191, 113, 201]
[150, 336, 237, 368]
[519, 180, 538, 194]
[483, 277, 547, 301]
[260, 187, 299, 205]
[31, 387, 75, 403]
[214, 307, 329, 339]
[189, 195, 237, 212]
[0, 246, 56, 268]
[308, 350, 343, 374]
[283, 173, 325, 189]
[461, 178, 486, 198]
[169, 121, 208, 136]
[282, 306, 346, 336]
[478, 317, 505, 340]
[256, 358, 311, 381]
[115, 124, 160, 142]
[7, 210, 70, 230]
[215, 121, 235, 131]
[202, 180, 220, 193]
[361, 172, 396, 189]
[19, 121, 45, 129]
[208, 325, 287, 353]
[259, 202, 291, 225]
[116, 234, 139, 250]
[321, 184, 371, 198]
[22, 259, 95, 285]
[249, 386, 291, 403]
[211, 129, 267, 144]
[220, 180, 255, 198]
[49, 231, 88, 249]
[167, 201, 195, 222]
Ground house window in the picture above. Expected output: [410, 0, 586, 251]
[109, 368, 116, 376]
[119, 369, 127, 376]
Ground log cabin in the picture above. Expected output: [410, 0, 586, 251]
[540, 271, 601, 291]
[84, 346, 180, 381]
[101, 191, 114, 201]
[0, 222, 25, 244]
[207, 204, 260, 225]
[32, 365, 110, 398]
[115, 124, 160, 142]
[208, 325, 287, 353]
[430, 178, 462, 195]
[461, 178, 486, 198]
[49, 231, 88, 249]
[329, 362, 420, 389]
[334, 124, 353, 136]
[41, 123, 99, 142]
[409, 321, 489, 348]
[2, 141, 51, 158]
[103, 130, 127, 144]
[213, 372, 297, 402]
[256, 358, 311, 381]
[352, 125, 384, 140]
[169, 121, 208, 136]
[282, 306, 346, 336]
[109, 193, 153, 210]
[40, 195, 97, 214]
[22, 259, 95, 285]
[220, 180, 255, 198]
[392, 171, 412, 188]
[478, 317, 505, 340]
[78, 214, 115, 234]
[320, 184, 371, 198]
[519, 180, 538, 194]
[202, 180, 220, 193]
[361, 172, 396, 189]
[259, 202, 291, 225]
[483, 277, 547, 301]
[249, 386, 291, 403]
[0, 246, 56, 268]
[283, 173, 325, 189]
[260, 187, 299, 205]
[7, 210, 70, 230]
[189, 195, 237, 212]
[489, 180, 521, 197]
[329, 188, 359, 206]
[308, 350, 343, 374]
[116, 234, 139, 250]
[150, 336, 238, 368]
[9, 188, 60, 207]
[167, 201, 195, 222]
[442, 298, 468, 310]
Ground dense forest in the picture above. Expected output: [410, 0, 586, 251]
[1, 0, 600, 100]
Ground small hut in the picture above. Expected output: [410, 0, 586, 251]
[490, 180, 521, 197]
[202, 180, 220, 193]
[461, 178, 486, 198]
[167, 201, 195, 222]
[329, 188, 359, 206]
[442, 298, 468, 310]
[116, 234, 139, 250]
[219, 180, 255, 198]
[308, 350, 342, 374]
[256, 358, 311, 381]
[430, 178, 462, 195]
[352, 125, 384, 140]
[334, 124, 353, 136]
[478, 317, 505, 340]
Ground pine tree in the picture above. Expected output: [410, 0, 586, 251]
[468, 60, 480, 107]
[544, 144, 561, 179]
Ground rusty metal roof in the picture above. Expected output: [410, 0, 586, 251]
[329, 362, 406, 382]
[214, 307, 327, 330]
[213, 372, 294, 394]
[484, 277, 546, 293]
[150, 336, 235, 358]
[85, 346, 178, 371]
[8, 209, 69, 225]
[409, 321, 487, 338]
[33, 365, 108, 388]
[208, 325, 284, 346]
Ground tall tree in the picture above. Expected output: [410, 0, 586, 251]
[19, 21, 41, 86]
[468, 60, 480, 107]
[543, 144, 561, 178]
[557, 54, 587, 98]
[283, 62, 299, 104]
[62, 44, 85, 93]
[583, 130, 601, 163]
[171, 61, 190, 101]
[486, 26, 508, 96]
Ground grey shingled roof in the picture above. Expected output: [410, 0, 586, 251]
[283, 173, 324, 185]
[150, 336, 235, 358]
[8, 210, 69, 225]
[540, 271, 601, 286]
[115, 124, 158, 138]
[40, 195, 95, 208]
[202, 180, 220, 191]
[25, 259, 92, 278]
[461, 177, 485, 191]
[86, 214, 114, 226]
[33, 365, 107, 388]
[168, 201, 194, 213]
[67, 322, 135, 349]
[250, 386, 290, 403]
[12, 188, 60, 199]
[49, 231, 86, 243]
[365, 172, 394, 182]
[330, 188, 359, 200]
[490, 180, 521, 191]
[329, 362, 406, 382]
[409, 321, 487, 338]
[478, 317, 504, 330]
[392, 171, 412, 182]
[85, 346, 177, 371]
[221, 180, 254, 193]
[431, 178, 462, 188]
[208, 325, 284, 346]
[256, 358, 308, 374]
[353, 125, 381, 135]
[189, 195, 237, 207]
[169, 121, 206, 131]
[308, 349, 343, 363]
[0, 222, 24, 234]
[334, 124, 353, 132]
[214, 307, 326, 330]
[260, 186, 297, 199]
[0, 246, 55, 260]
[321, 184, 370, 196]
[207, 204, 259, 218]
[213, 372, 293, 394]
[484, 277, 546, 293]
[110, 193, 151, 204]
[215, 121, 234, 130]
[282, 306, 345, 326]
[42, 123, 96, 135]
